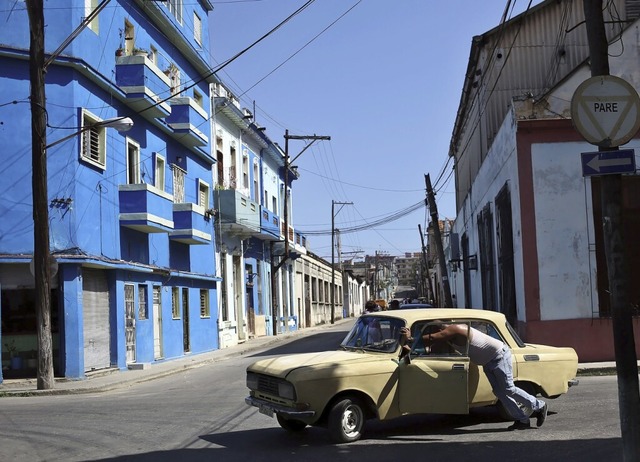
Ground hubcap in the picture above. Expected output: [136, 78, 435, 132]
[342, 404, 362, 437]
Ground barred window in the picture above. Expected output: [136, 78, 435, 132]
[200, 289, 210, 318]
[172, 287, 180, 319]
[138, 285, 148, 320]
[80, 110, 106, 169]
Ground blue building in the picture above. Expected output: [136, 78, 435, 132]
[0, 0, 220, 381]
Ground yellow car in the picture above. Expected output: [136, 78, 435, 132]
[245, 309, 578, 443]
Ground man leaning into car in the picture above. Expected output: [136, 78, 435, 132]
[400, 323, 548, 430]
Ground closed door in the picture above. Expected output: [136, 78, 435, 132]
[182, 288, 190, 352]
[124, 284, 136, 364]
[82, 269, 110, 372]
[152, 286, 163, 360]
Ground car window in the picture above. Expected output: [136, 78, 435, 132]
[470, 321, 504, 342]
[341, 316, 405, 352]
[408, 321, 469, 357]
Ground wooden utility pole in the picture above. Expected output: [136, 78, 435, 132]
[26, 0, 55, 390]
[271, 130, 329, 335]
[418, 224, 434, 303]
[583, 1, 640, 459]
[331, 200, 352, 323]
[424, 174, 453, 307]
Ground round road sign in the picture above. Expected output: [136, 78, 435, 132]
[570, 75, 640, 147]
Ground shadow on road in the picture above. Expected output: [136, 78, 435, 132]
[248, 330, 349, 357]
[92, 413, 621, 462]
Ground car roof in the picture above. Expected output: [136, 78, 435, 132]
[366, 308, 507, 324]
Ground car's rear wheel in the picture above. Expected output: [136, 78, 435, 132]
[276, 414, 307, 432]
[328, 397, 365, 443]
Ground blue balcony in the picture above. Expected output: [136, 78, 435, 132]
[119, 184, 174, 233]
[170, 203, 212, 245]
[215, 189, 260, 238]
[259, 206, 280, 241]
[115, 55, 171, 118]
[167, 97, 209, 147]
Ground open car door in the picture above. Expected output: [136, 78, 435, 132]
[397, 321, 470, 415]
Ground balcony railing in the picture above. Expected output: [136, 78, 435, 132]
[166, 97, 209, 147]
[215, 189, 260, 237]
[259, 206, 280, 241]
[115, 55, 171, 118]
[169, 203, 212, 245]
[118, 184, 174, 233]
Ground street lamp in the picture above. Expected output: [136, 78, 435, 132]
[46, 116, 134, 149]
[32, 115, 133, 389]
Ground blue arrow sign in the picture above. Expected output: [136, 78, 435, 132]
[581, 149, 636, 176]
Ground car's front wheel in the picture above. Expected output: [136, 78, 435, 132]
[328, 397, 365, 443]
[276, 414, 307, 432]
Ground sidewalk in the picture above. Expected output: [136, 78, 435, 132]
[0, 318, 618, 397]
[0, 318, 354, 397]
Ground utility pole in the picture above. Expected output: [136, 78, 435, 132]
[424, 174, 453, 307]
[271, 130, 330, 335]
[418, 224, 435, 304]
[331, 200, 352, 324]
[26, 0, 55, 390]
[583, 2, 640, 459]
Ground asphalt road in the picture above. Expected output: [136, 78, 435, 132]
[0, 327, 623, 462]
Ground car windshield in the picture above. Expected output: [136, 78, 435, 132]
[341, 316, 405, 352]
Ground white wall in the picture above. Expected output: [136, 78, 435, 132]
[531, 141, 599, 320]
[452, 110, 521, 314]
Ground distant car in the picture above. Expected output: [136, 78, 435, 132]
[244, 309, 579, 443]
[398, 302, 433, 309]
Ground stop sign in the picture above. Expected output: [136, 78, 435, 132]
[570, 75, 640, 147]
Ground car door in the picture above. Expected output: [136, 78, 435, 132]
[397, 321, 469, 415]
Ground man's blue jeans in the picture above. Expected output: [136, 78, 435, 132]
[483, 346, 544, 422]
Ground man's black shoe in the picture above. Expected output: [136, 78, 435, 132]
[536, 403, 548, 427]
[507, 421, 531, 430]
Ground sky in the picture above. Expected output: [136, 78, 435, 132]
[208, 0, 540, 261]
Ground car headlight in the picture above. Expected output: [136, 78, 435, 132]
[278, 381, 296, 400]
[246, 372, 259, 391]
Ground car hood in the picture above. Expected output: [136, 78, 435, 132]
[247, 350, 388, 378]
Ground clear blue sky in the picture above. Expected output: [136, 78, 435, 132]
[209, 0, 539, 260]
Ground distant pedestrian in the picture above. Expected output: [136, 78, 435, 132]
[364, 300, 380, 313]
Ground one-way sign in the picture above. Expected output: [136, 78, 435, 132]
[581, 149, 636, 176]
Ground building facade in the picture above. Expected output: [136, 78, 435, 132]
[0, 0, 221, 381]
[446, 0, 640, 361]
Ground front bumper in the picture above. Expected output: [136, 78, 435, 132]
[245, 396, 316, 418]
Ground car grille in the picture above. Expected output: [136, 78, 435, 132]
[256, 374, 280, 395]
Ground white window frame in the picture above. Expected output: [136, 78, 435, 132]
[198, 179, 210, 209]
[242, 152, 249, 189]
[126, 137, 141, 185]
[154, 153, 166, 191]
[167, 0, 183, 24]
[80, 109, 107, 170]
[138, 284, 148, 320]
[200, 289, 210, 318]
[85, 0, 99, 33]
[194, 12, 202, 45]
[193, 89, 203, 109]
[172, 287, 180, 319]
[172, 164, 186, 203]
